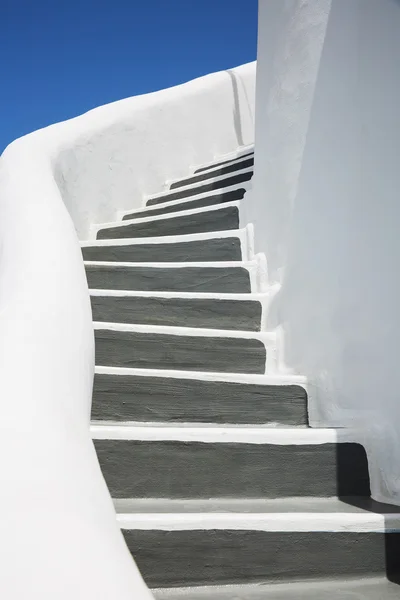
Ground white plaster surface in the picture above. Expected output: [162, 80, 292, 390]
[0, 63, 255, 599]
[250, 0, 400, 504]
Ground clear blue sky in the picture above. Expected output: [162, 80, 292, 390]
[1, 1, 258, 153]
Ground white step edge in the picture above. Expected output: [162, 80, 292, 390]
[89, 289, 269, 301]
[93, 320, 276, 342]
[190, 144, 254, 174]
[93, 200, 241, 238]
[151, 579, 400, 599]
[118, 181, 251, 220]
[90, 424, 361, 444]
[82, 226, 251, 261]
[145, 166, 253, 202]
[94, 365, 308, 389]
[165, 160, 253, 189]
[84, 260, 254, 268]
[85, 260, 259, 293]
[116, 511, 400, 533]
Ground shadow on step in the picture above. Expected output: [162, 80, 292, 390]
[337, 444, 400, 585]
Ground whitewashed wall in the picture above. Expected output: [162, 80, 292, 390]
[54, 63, 256, 239]
[0, 64, 255, 599]
[250, 0, 400, 505]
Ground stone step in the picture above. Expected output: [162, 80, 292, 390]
[82, 235, 243, 263]
[96, 204, 239, 240]
[91, 426, 371, 500]
[85, 262, 252, 293]
[122, 189, 246, 221]
[91, 370, 308, 425]
[90, 293, 262, 330]
[146, 170, 253, 206]
[170, 159, 253, 189]
[94, 325, 267, 373]
[115, 497, 400, 589]
[194, 151, 254, 174]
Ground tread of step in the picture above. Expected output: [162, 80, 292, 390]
[146, 170, 253, 206]
[94, 325, 267, 373]
[122, 188, 246, 221]
[85, 262, 253, 293]
[194, 151, 254, 174]
[82, 235, 243, 263]
[151, 578, 400, 599]
[90, 293, 262, 330]
[116, 498, 400, 588]
[170, 158, 254, 189]
[91, 425, 370, 499]
[92, 370, 308, 425]
[96, 204, 240, 240]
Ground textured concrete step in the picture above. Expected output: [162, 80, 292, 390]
[122, 189, 246, 221]
[94, 328, 266, 373]
[170, 159, 254, 189]
[195, 152, 254, 174]
[146, 171, 253, 206]
[151, 579, 400, 600]
[122, 530, 399, 589]
[92, 429, 370, 499]
[90, 294, 262, 330]
[97, 205, 239, 240]
[85, 264, 251, 293]
[82, 237, 242, 263]
[92, 372, 308, 425]
[116, 498, 400, 589]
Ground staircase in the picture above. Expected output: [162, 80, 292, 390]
[81, 148, 400, 598]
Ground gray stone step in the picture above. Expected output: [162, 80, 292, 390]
[90, 294, 262, 330]
[82, 237, 242, 263]
[122, 529, 399, 589]
[93, 436, 370, 499]
[96, 205, 239, 240]
[85, 264, 251, 293]
[114, 498, 400, 589]
[146, 172, 253, 206]
[122, 189, 246, 221]
[152, 578, 400, 600]
[91, 373, 308, 425]
[170, 159, 254, 189]
[195, 152, 254, 174]
[94, 328, 266, 373]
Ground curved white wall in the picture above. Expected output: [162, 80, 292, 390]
[250, 0, 400, 505]
[53, 63, 255, 239]
[0, 63, 255, 598]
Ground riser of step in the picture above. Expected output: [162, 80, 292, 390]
[122, 529, 399, 588]
[122, 189, 246, 221]
[97, 206, 239, 240]
[85, 265, 251, 293]
[90, 296, 262, 331]
[93, 440, 370, 499]
[146, 172, 253, 206]
[92, 374, 308, 425]
[170, 159, 254, 189]
[82, 237, 242, 263]
[195, 152, 254, 174]
[94, 330, 266, 373]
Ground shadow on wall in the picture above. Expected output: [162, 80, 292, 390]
[226, 69, 254, 148]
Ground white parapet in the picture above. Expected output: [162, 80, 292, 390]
[0, 64, 255, 599]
